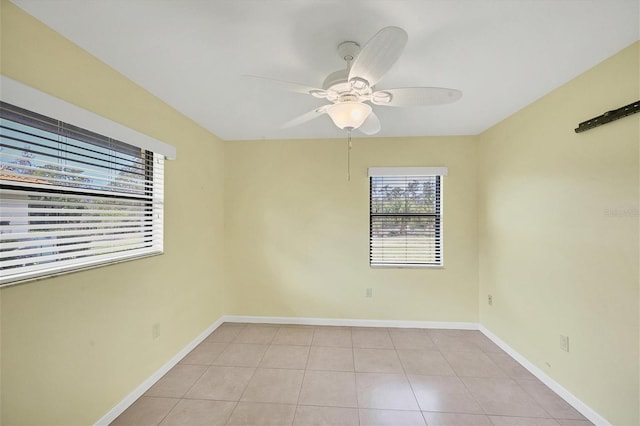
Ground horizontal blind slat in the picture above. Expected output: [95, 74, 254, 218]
[0, 183, 157, 201]
[0, 228, 160, 249]
[0, 235, 155, 261]
[2, 248, 162, 283]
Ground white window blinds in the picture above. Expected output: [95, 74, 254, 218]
[0, 101, 166, 285]
[369, 167, 446, 267]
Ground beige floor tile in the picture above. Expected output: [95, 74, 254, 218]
[352, 328, 394, 349]
[441, 350, 507, 378]
[356, 372, 419, 410]
[312, 327, 353, 347]
[307, 346, 354, 371]
[184, 366, 254, 401]
[517, 378, 587, 420]
[273, 327, 314, 346]
[159, 399, 236, 426]
[241, 368, 305, 404]
[389, 329, 437, 350]
[557, 420, 595, 426]
[429, 333, 483, 352]
[205, 324, 245, 343]
[294, 405, 359, 426]
[259, 344, 310, 369]
[144, 364, 207, 398]
[462, 377, 550, 418]
[234, 325, 279, 344]
[298, 370, 358, 408]
[458, 330, 487, 338]
[408, 374, 484, 414]
[358, 409, 426, 426]
[111, 396, 178, 426]
[486, 352, 536, 379]
[226, 402, 296, 425]
[354, 348, 403, 373]
[397, 349, 455, 376]
[468, 334, 504, 353]
[489, 415, 560, 425]
[179, 342, 228, 365]
[422, 412, 493, 426]
[213, 343, 268, 367]
[114, 324, 592, 426]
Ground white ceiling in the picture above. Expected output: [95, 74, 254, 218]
[12, 0, 640, 141]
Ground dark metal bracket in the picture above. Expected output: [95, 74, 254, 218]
[574, 100, 640, 133]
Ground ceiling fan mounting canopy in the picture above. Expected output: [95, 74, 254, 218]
[337, 41, 360, 62]
[248, 26, 462, 134]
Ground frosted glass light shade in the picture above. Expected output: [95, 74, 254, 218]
[326, 102, 372, 130]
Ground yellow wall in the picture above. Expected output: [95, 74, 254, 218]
[478, 42, 639, 425]
[225, 136, 479, 322]
[0, 2, 229, 424]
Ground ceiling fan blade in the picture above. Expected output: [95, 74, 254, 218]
[373, 87, 463, 107]
[358, 111, 381, 135]
[282, 105, 329, 128]
[243, 75, 327, 97]
[348, 26, 408, 88]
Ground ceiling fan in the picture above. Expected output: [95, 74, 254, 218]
[249, 26, 462, 135]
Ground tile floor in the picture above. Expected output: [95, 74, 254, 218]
[111, 323, 594, 426]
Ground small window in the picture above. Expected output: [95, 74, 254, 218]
[0, 101, 166, 285]
[369, 167, 446, 267]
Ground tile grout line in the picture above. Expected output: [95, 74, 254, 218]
[227, 324, 274, 421]
[394, 329, 428, 425]
[349, 327, 363, 426]
[153, 396, 180, 426]
[292, 326, 315, 425]
[449, 331, 555, 421]
[139, 357, 213, 425]
[219, 323, 267, 425]
[440, 336, 491, 419]
[200, 324, 243, 426]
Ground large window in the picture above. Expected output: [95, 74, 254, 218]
[0, 79, 175, 286]
[369, 167, 447, 267]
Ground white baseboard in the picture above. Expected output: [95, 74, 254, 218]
[479, 325, 611, 426]
[221, 315, 479, 330]
[94, 317, 226, 426]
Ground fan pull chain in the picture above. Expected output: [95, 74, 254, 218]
[347, 130, 352, 181]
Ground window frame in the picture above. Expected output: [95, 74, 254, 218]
[368, 167, 447, 268]
[0, 77, 175, 287]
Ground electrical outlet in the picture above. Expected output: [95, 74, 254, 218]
[487, 294, 493, 306]
[152, 323, 161, 340]
[560, 335, 569, 352]
[366, 288, 373, 298]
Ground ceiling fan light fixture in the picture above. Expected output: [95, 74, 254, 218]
[326, 102, 372, 130]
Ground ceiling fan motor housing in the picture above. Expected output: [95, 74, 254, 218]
[322, 69, 350, 92]
[322, 41, 371, 97]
